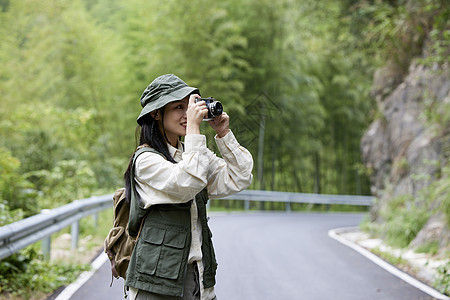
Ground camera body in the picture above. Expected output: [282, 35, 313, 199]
[196, 97, 223, 121]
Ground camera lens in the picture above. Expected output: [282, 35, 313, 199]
[211, 101, 223, 117]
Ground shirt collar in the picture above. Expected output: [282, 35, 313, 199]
[167, 141, 184, 162]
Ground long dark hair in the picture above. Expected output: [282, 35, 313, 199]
[123, 108, 178, 204]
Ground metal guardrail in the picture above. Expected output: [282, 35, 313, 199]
[222, 190, 374, 207]
[0, 190, 373, 261]
[0, 194, 113, 261]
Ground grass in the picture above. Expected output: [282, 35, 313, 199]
[415, 241, 440, 255]
[369, 245, 449, 296]
[49, 208, 113, 263]
[360, 209, 450, 296]
[371, 247, 410, 269]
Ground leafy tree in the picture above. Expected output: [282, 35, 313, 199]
[0, 0, 135, 192]
[0, 0, 388, 219]
[0, 148, 36, 216]
[28, 160, 96, 208]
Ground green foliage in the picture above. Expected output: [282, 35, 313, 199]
[0, 210, 113, 298]
[0, 247, 90, 299]
[420, 0, 450, 66]
[28, 160, 97, 209]
[0, 0, 135, 187]
[415, 164, 450, 228]
[415, 240, 439, 255]
[362, 195, 426, 247]
[0, 148, 37, 216]
[351, 0, 449, 72]
[363, 165, 449, 248]
[0, 0, 379, 212]
[422, 89, 450, 137]
[0, 0, 446, 296]
[382, 195, 430, 248]
[0, 201, 24, 227]
[434, 261, 450, 296]
[0, 0, 445, 213]
[1, 0, 445, 210]
[371, 247, 409, 268]
[78, 209, 113, 238]
[442, 188, 450, 228]
[435, 166, 450, 227]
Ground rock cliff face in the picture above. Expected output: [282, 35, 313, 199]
[361, 61, 449, 248]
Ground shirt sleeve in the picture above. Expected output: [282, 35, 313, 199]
[206, 130, 254, 198]
[134, 134, 209, 208]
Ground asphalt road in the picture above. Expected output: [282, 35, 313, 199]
[67, 212, 435, 300]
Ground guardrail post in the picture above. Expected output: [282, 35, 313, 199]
[40, 209, 52, 260]
[244, 200, 250, 210]
[285, 202, 291, 213]
[93, 212, 99, 227]
[71, 221, 79, 250]
[42, 235, 51, 260]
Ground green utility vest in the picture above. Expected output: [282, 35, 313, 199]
[125, 148, 217, 297]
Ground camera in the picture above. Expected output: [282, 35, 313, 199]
[196, 97, 223, 121]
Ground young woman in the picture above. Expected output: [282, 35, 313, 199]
[124, 74, 253, 300]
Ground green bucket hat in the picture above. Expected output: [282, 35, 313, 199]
[137, 74, 199, 124]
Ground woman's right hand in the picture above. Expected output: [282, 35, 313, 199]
[186, 94, 208, 135]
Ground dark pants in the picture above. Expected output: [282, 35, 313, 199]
[135, 263, 201, 300]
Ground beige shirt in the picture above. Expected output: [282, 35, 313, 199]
[131, 130, 253, 300]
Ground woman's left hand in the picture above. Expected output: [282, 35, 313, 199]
[208, 112, 230, 138]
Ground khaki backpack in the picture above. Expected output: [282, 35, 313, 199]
[104, 146, 160, 285]
[104, 188, 136, 281]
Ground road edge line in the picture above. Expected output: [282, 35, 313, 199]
[54, 251, 109, 300]
[328, 227, 449, 300]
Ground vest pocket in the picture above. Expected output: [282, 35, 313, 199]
[156, 229, 187, 279]
[137, 225, 188, 280]
[137, 226, 165, 276]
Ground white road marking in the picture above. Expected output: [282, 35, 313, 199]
[54, 252, 109, 300]
[328, 227, 449, 300]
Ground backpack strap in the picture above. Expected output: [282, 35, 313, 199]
[128, 146, 164, 237]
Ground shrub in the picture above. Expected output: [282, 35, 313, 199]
[383, 198, 430, 248]
[0, 148, 38, 217]
[27, 160, 96, 209]
[0, 247, 90, 299]
[434, 261, 449, 296]
[0, 201, 24, 227]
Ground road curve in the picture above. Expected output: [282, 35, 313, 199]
[66, 212, 435, 300]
